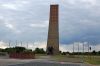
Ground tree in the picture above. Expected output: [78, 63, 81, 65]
[34, 48, 45, 54]
[97, 51, 100, 55]
[5, 48, 15, 53]
[5, 46, 26, 53]
[0, 48, 5, 52]
[14, 46, 26, 53]
[92, 50, 96, 55]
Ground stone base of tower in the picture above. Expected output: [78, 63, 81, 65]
[46, 46, 59, 55]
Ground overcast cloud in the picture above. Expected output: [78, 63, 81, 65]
[0, 0, 100, 51]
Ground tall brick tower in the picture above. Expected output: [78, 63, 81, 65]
[47, 4, 59, 55]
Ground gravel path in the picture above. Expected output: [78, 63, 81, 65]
[0, 56, 94, 66]
[8, 62, 82, 66]
[0, 58, 86, 66]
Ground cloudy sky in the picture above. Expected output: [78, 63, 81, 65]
[0, 0, 100, 52]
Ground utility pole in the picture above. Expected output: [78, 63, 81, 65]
[33, 42, 34, 50]
[9, 40, 11, 48]
[83, 42, 84, 54]
[73, 43, 74, 54]
[82, 42, 85, 62]
[78, 42, 80, 57]
[89, 46, 92, 59]
[88, 42, 89, 53]
[78, 42, 79, 53]
[21, 41, 22, 47]
[88, 42, 91, 59]
[15, 40, 17, 47]
[27, 42, 28, 49]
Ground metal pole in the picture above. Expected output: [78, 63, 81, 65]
[27, 42, 28, 49]
[78, 42, 79, 57]
[9, 40, 11, 48]
[15, 40, 17, 47]
[73, 43, 74, 54]
[83, 42, 84, 55]
[90, 46, 92, 59]
[88, 42, 89, 59]
[33, 42, 34, 51]
[82, 42, 85, 62]
[21, 41, 22, 47]
[88, 42, 89, 54]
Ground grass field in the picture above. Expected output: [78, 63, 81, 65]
[51, 55, 83, 63]
[83, 56, 100, 65]
[53, 55, 100, 65]
[36, 54, 100, 65]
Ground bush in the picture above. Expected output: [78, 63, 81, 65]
[5, 46, 26, 53]
[34, 48, 46, 54]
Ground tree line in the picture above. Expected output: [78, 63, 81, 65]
[0, 47, 45, 54]
[60, 50, 100, 55]
[0, 47, 100, 55]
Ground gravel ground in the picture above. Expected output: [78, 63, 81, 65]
[0, 58, 87, 66]
[8, 62, 82, 66]
[0, 59, 34, 66]
[0, 56, 96, 66]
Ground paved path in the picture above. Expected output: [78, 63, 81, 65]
[0, 58, 87, 66]
[0, 56, 91, 66]
[8, 62, 83, 66]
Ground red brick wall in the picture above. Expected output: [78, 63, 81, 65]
[9, 52, 35, 59]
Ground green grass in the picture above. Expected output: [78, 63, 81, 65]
[51, 55, 100, 65]
[35, 54, 100, 65]
[84, 56, 100, 65]
[49, 55, 83, 63]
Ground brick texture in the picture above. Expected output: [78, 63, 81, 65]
[47, 4, 59, 55]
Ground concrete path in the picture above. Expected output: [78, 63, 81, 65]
[0, 59, 34, 66]
[0, 58, 87, 66]
[8, 62, 83, 66]
[0, 56, 95, 66]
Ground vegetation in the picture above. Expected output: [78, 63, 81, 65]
[0, 47, 100, 65]
[34, 48, 46, 54]
[84, 56, 100, 65]
[0, 46, 31, 53]
[5, 46, 26, 53]
[61, 50, 100, 56]
[0, 47, 46, 54]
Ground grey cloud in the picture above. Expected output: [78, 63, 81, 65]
[0, 0, 100, 46]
